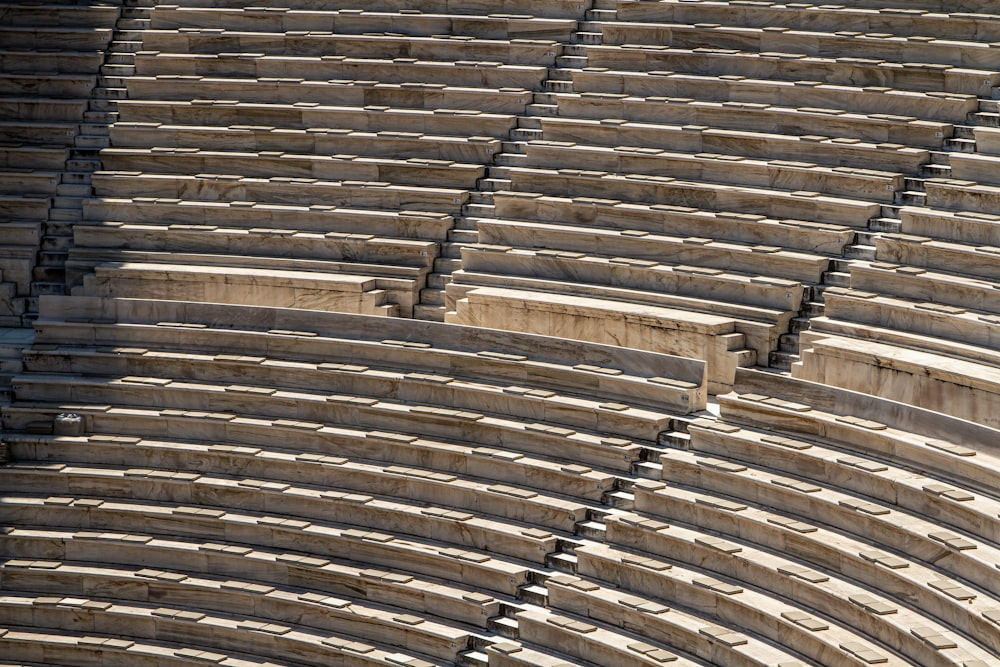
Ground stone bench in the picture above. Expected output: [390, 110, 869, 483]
[598, 511, 993, 666]
[0, 194, 50, 221]
[0, 592, 456, 666]
[0, 27, 112, 51]
[150, 6, 577, 41]
[82, 197, 456, 241]
[614, 0, 1000, 40]
[899, 205, 1000, 246]
[0, 97, 89, 122]
[0, 72, 96, 99]
[0, 50, 105, 75]
[541, 115, 931, 172]
[90, 171, 469, 214]
[0, 145, 68, 171]
[0, 121, 79, 146]
[685, 415, 1000, 549]
[562, 547, 906, 667]
[721, 369, 1000, 489]
[159, 0, 590, 19]
[571, 67, 977, 124]
[850, 260, 1000, 312]
[551, 92, 954, 148]
[492, 192, 856, 254]
[875, 231, 1000, 280]
[140, 29, 560, 66]
[472, 218, 831, 283]
[794, 332, 1000, 428]
[0, 170, 59, 196]
[125, 73, 533, 112]
[925, 177, 1000, 214]
[945, 153, 1000, 186]
[523, 141, 903, 202]
[116, 99, 519, 138]
[447, 285, 753, 392]
[0, 495, 533, 596]
[133, 51, 549, 90]
[75, 262, 399, 316]
[100, 147, 486, 189]
[0, 3, 119, 26]
[504, 166, 880, 227]
[648, 446, 1000, 606]
[972, 126, 1000, 155]
[820, 286, 1000, 358]
[596, 24, 1000, 71]
[111, 122, 503, 164]
[0, 527, 501, 629]
[0, 626, 295, 667]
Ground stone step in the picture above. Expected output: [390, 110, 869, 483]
[869, 217, 902, 233]
[893, 191, 926, 206]
[843, 244, 877, 260]
[945, 138, 977, 152]
[555, 55, 587, 68]
[822, 271, 852, 287]
[412, 303, 445, 322]
[768, 350, 799, 372]
[419, 288, 446, 306]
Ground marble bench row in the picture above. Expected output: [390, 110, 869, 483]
[613, 0, 1000, 39]
[149, 6, 577, 41]
[0, 27, 112, 53]
[569, 68, 977, 125]
[124, 75, 534, 114]
[595, 507, 998, 666]
[33, 295, 704, 413]
[158, 0, 590, 20]
[0, 592, 450, 667]
[0, 73, 97, 99]
[896, 205, 1000, 246]
[596, 22, 1000, 71]
[492, 191, 858, 253]
[0, 120, 81, 146]
[520, 141, 903, 202]
[546, 92, 951, 149]
[923, 178, 1000, 215]
[115, 99, 519, 138]
[0, 97, 91, 122]
[133, 52, 549, 90]
[941, 153, 1000, 187]
[502, 166, 880, 227]
[539, 116, 930, 173]
[0, 3, 120, 27]
[139, 30, 561, 67]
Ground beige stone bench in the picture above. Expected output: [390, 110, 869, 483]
[0, 145, 68, 171]
[492, 192, 856, 253]
[562, 547, 908, 667]
[899, 205, 1000, 246]
[924, 177, 1000, 214]
[75, 262, 399, 316]
[596, 24, 1000, 72]
[599, 510, 994, 665]
[472, 218, 831, 282]
[523, 141, 903, 202]
[504, 166, 880, 227]
[0, 495, 533, 595]
[541, 115, 931, 172]
[648, 445, 1000, 608]
[972, 126, 1000, 155]
[794, 332, 1000, 428]
[133, 51, 549, 90]
[124, 75, 534, 115]
[0, 3, 119, 27]
[551, 92, 953, 148]
[686, 413, 1000, 549]
[850, 260, 1000, 312]
[90, 171, 469, 214]
[140, 29, 560, 66]
[0, 527, 501, 629]
[159, 0, 589, 18]
[0, 27, 112, 51]
[82, 197, 456, 241]
[150, 6, 577, 41]
[111, 121, 503, 164]
[0, 194, 50, 221]
[0, 49, 104, 75]
[0, 72, 96, 99]
[875, 231, 1000, 280]
[0, 593, 456, 666]
[614, 0, 1000, 40]
[0, 97, 89, 122]
[116, 99, 518, 138]
[100, 147, 486, 189]
[448, 285, 752, 392]
[0, 627, 293, 667]
[571, 67, 977, 124]
[946, 153, 1000, 186]
[0, 120, 79, 146]
[721, 369, 1000, 488]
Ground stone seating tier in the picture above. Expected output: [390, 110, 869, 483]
[0, 28, 112, 53]
[874, 232, 1000, 280]
[492, 192, 857, 253]
[132, 52, 549, 90]
[522, 141, 903, 202]
[0, 73, 97, 99]
[150, 7, 577, 41]
[849, 260, 1000, 312]
[614, 0, 1000, 39]
[123, 76, 533, 113]
[139, 30, 560, 67]
[158, 0, 591, 20]
[549, 93, 952, 149]
[540, 115, 931, 172]
[899, 206, 1000, 246]
[115, 100, 519, 139]
[595, 23, 1000, 71]
[504, 167, 880, 227]
[582, 45, 999, 98]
